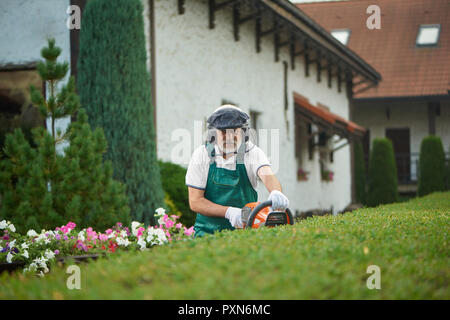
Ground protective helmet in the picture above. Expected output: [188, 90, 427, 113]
[207, 105, 250, 130]
[205, 105, 253, 162]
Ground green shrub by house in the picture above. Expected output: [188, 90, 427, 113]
[158, 160, 196, 227]
[354, 140, 367, 205]
[417, 136, 446, 197]
[77, 0, 164, 226]
[0, 39, 130, 232]
[366, 138, 398, 207]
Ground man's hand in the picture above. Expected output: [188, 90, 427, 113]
[225, 207, 244, 228]
[268, 190, 289, 211]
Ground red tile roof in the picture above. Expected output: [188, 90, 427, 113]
[293, 92, 366, 137]
[297, 0, 450, 99]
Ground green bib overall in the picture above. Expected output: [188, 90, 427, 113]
[193, 144, 258, 237]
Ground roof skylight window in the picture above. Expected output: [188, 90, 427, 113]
[331, 29, 351, 45]
[416, 24, 440, 46]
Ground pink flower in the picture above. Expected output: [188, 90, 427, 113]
[165, 219, 174, 228]
[105, 229, 113, 235]
[137, 227, 145, 238]
[170, 215, 179, 220]
[184, 226, 194, 236]
[99, 233, 108, 241]
[54, 250, 60, 255]
[66, 222, 76, 230]
[175, 223, 182, 229]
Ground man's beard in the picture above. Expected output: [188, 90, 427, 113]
[218, 137, 240, 155]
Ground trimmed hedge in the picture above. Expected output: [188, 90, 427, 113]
[417, 136, 446, 197]
[1, 191, 448, 299]
[366, 138, 398, 207]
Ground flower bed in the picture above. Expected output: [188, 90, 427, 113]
[0, 208, 195, 276]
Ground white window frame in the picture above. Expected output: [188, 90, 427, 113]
[416, 24, 440, 47]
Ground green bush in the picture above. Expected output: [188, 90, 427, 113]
[445, 156, 450, 191]
[417, 136, 446, 197]
[354, 140, 367, 205]
[158, 160, 196, 227]
[2, 191, 449, 299]
[77, 0, 164, 226]
[0, 39, 130, 232]
[366, 138, 398, 207]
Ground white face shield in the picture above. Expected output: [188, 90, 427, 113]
[206, 105, 254, 156]
[215, 128, 244, 155]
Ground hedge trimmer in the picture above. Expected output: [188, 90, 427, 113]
[241, 200, 294, 229]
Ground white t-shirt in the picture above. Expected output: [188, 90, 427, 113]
[185, 142, 271, 190]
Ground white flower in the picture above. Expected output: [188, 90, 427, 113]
[116, 237, 130, 247]
[8, 223, 16, 233]
[137, 238, 146, 251]
[9, 239, 16, 248]
[131, 221, 141, 234]
[34, 256, 48, 268]
[37, 271, 45, 278]
[146, 227, 168, 245]
[6, 252, 14, 263]
[155, 208, 166, 217]
[120, 230, 127, 238]
[27, 229, 38, 237]
[78, 231, 85, 242]
[36, 233, 47, 243]
[21, 242, 29, 249]
[22, 250, 29, 259]
[28, 262, 37, 271]
[44, 249, 55, 260]
[0, 220, 7, 230]
[46, 231, 55, 238]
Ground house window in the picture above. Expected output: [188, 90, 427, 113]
[249, 110, 261, 144]
[0, 68, 45, 152]
[331, 29, 351, 45]
[294, 111, 312, 181]
[416, 24, 440, 47]
[318, 129, 334, 182]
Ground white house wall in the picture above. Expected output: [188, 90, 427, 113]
[151, 0, 352, 214]
[353, 100, 450, 154]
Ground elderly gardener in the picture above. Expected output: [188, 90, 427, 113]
[185, 105, 289, 237]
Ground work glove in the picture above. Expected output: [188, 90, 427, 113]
[225, 207, 244, 228]
[268, 190, 289, 211]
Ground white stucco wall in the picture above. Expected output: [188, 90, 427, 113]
[0, 0, 72, 154]
[152, 0, 352, 214]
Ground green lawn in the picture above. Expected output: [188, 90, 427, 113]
[1, 192, 449, 299]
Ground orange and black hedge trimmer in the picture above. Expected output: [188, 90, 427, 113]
[241, 200, 294, 229]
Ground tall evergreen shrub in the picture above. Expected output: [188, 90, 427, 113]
[417, 136, 446, 196]
[366, 138, 398, 207]
[77, 0, 164, 225]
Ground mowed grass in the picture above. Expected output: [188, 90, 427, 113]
[0, 192, 449, 299]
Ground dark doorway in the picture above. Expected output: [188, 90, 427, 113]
[385, 128, 411, 183]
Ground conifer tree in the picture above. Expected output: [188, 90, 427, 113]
[0, 39, 130, 231]
[366, 138, 399, 207]
[77, 0, 164, 225]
